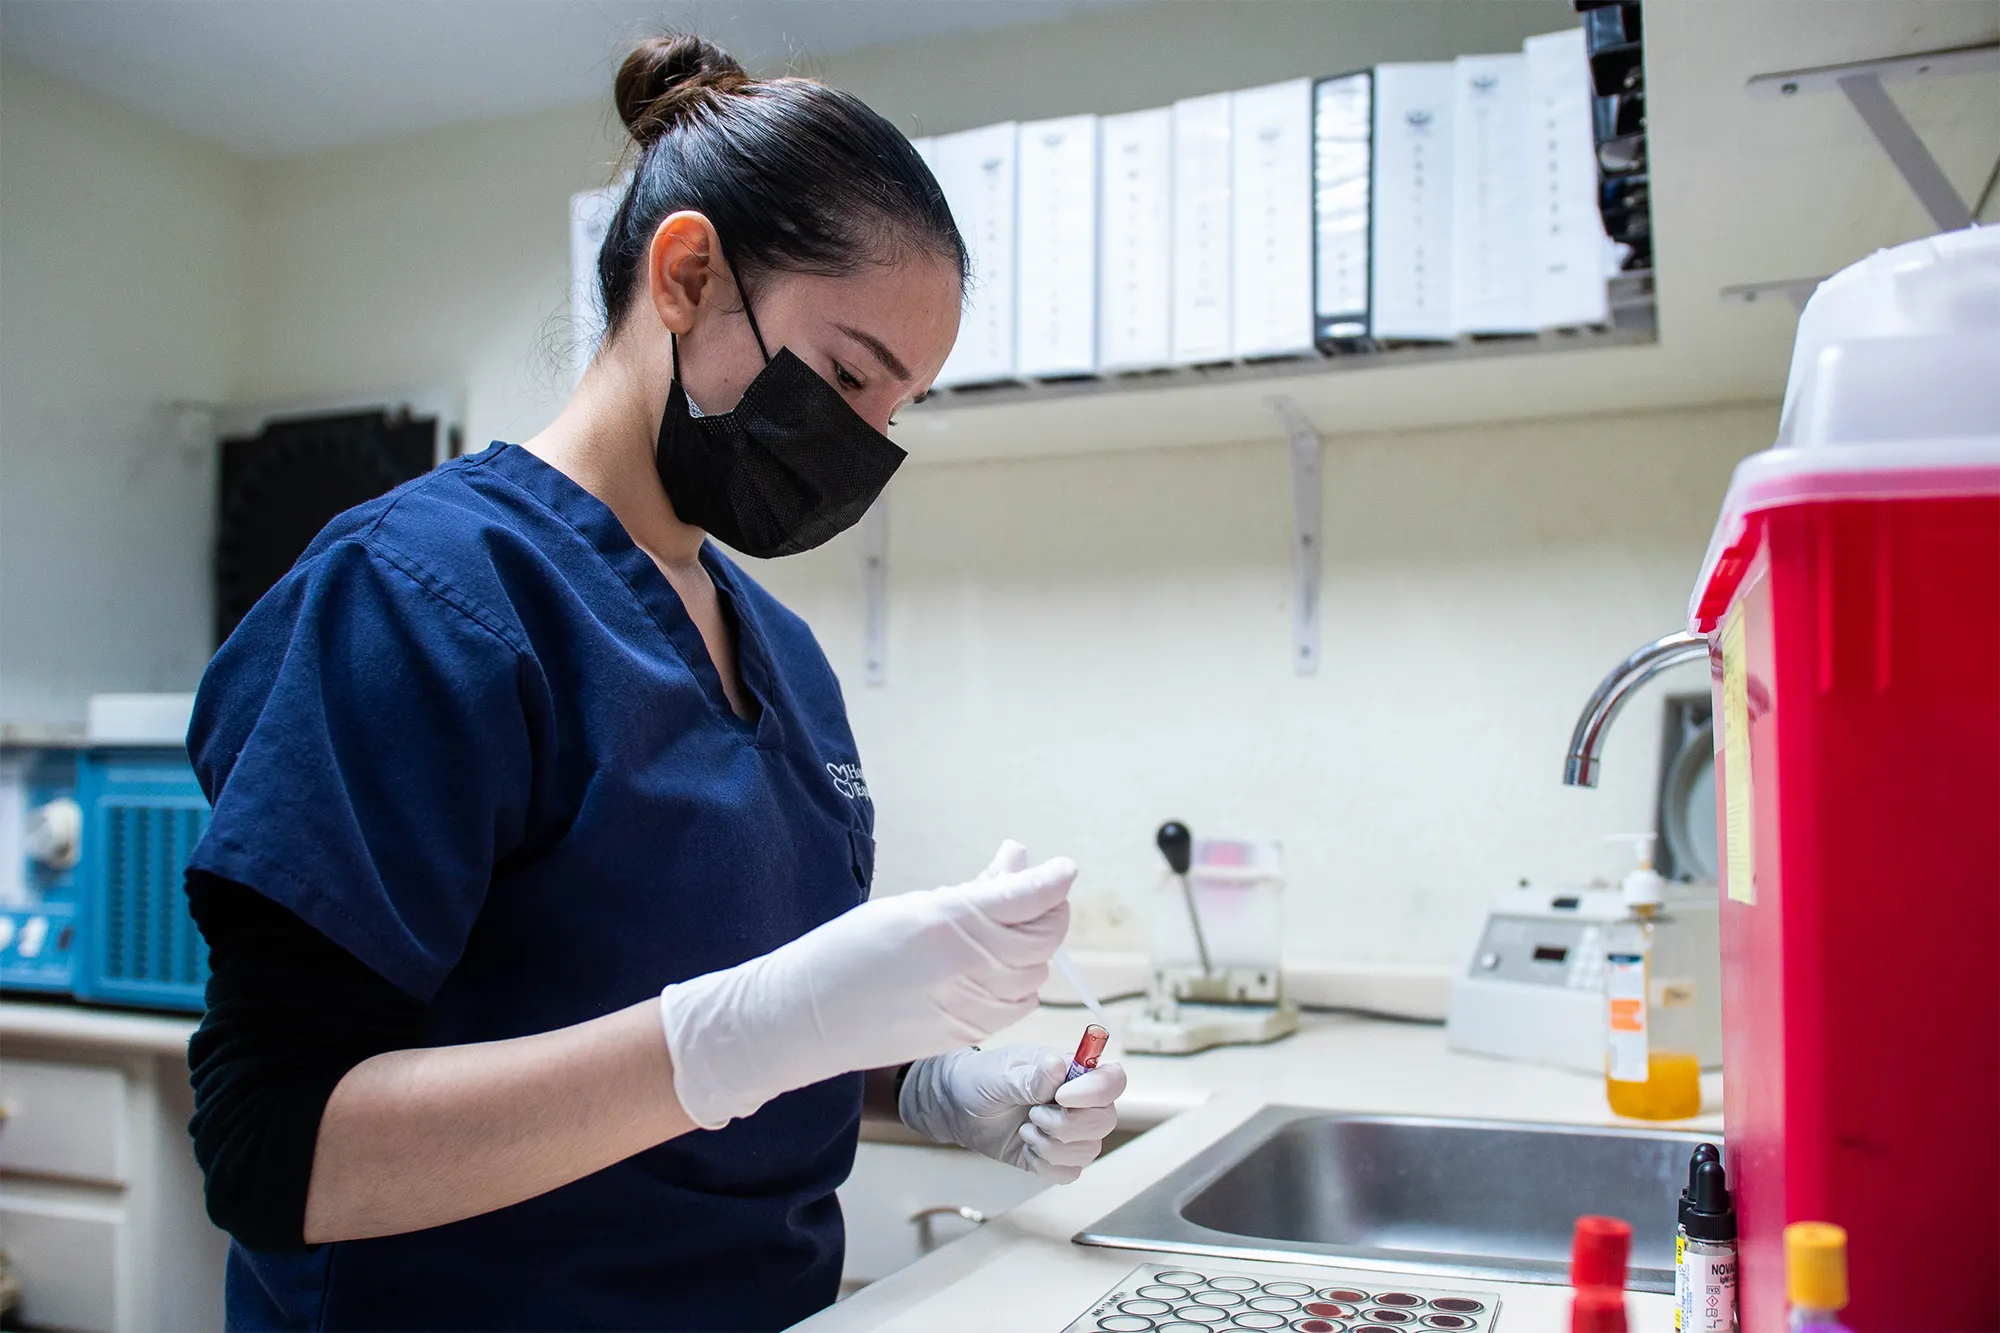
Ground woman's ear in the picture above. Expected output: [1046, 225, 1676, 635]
[646, 211, 726, 336]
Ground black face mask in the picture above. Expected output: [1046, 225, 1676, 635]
[654, 295, 907, 559]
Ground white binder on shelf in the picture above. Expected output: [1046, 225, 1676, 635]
[1370, 63, 1456, 342]
[1312, 71, 1372, 347]
[1525, 28, 1611, 329]
[923, 123, 1019, 387]
[1451, 53, 1534, 334]
[1097, 107, 1173, 373]
[1230, 78, 1315, 360]
[569, 183, 623, 383]
[1171, 92, 1233, 364]
[1015, 114, 1099, 379]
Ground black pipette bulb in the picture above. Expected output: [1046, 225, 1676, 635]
[1680, 1143, 1721, 1228]
[1686, 1159, 1737, 1241]
[1156, 821, 1193, 875]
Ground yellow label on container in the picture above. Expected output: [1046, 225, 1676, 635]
[1720, 604, 1756, 905]
[1676, 1232, 1687, 1331]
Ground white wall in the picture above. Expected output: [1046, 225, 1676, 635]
[1, 10, 1774, 971]
[0, 61, 250, 724]
[745, 403, 1767, 967]
[189, 6, 1771, 968]
[234, 99, 621, 450]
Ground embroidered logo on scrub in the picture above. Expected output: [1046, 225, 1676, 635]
[826, 762, 871, 803]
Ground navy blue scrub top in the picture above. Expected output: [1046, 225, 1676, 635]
[185, 442, 876, 1332]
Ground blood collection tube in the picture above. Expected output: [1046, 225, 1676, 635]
[1066, 1024, 1109, 1082]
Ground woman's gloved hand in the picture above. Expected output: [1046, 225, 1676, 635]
[658, 841, 1075, 1129]
[898, 1044, 1127, 1182]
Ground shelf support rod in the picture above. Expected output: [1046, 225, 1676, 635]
[1267, 394, 1323, 677]
[1745, 41, 1996, 234]
[1836, 73, 1974, 233]
[859, 490, 890, 687]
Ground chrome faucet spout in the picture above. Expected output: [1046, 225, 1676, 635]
[1564, 631, 1710, 787]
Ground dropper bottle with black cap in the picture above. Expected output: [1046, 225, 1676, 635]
[1678, 1155, 1740, 1333]
[1675, 1143, 1722, 1331]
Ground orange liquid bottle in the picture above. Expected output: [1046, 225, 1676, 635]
[1604, 836, 1705, 1121]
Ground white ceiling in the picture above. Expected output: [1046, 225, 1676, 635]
[0, 0, 1142, 158]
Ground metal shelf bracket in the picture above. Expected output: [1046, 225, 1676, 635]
[859, 491, 890, 687]
[1267, 395, 1323, 677]
[1746, 41, 1999, 234]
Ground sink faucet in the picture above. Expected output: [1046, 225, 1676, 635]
[1564, 632, 1711, 787]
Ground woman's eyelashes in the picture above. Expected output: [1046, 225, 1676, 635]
[832, 361, 865, 392]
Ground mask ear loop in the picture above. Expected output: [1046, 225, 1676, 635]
[738, 289, 772, 363]
[666, 243, 766, 403]
[727, 245, 772, 363]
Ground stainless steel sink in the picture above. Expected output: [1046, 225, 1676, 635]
[1076, 1107, 1710, 1291]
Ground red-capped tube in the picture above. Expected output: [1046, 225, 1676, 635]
[1571, 1215, 1632, 1290]
[1066, 1024, 1110, 1081]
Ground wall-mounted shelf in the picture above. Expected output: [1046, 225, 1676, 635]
[891, 284, 1660, 464]
[914, 280, 1654, 415]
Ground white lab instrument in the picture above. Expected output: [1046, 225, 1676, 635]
[1370, 63, 1457, 340]
[1015, 114, 1099, 378]
[921, 124, 1019, 387]
[1125, 824, 1299, 1055]
[1170, 93, 1233, 364]
[1451, 53, 1535, 334]
[1446, 879, 1722, 1074]
[1096, 107, 1174, 372]
[1525, 27, 1612, 329]
[1312, 71, 1373, 347]
[1230, 78, 1316, 359]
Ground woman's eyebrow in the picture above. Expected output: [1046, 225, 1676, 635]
[835, 323, 912, 382]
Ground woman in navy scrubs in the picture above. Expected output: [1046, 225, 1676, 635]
[182, 34, 1126, 1332]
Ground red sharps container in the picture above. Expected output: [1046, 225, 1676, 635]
[1689, 226, 1999, 1331]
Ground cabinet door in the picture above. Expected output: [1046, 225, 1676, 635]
[838, 1143, 1046, 1291]
[0, 1058, 128, 1184]
[0, 1194, 123, 1332]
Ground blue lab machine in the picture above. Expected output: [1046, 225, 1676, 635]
[1, 695, 211, 1013]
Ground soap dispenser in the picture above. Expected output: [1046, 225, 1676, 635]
[1603, 834, 1704, 1120]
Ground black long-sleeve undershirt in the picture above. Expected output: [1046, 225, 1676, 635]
[185, 870, 426, 1251]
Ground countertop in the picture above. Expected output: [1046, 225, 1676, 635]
[816, 998, 1722, 1333]
[943, 998, 1722, 1136]
[0, 996, 199, 1055]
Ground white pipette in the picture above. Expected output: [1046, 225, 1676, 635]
[1051, 945, 1111, 1028]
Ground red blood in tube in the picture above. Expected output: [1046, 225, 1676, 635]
[1069, 1024, 1109, 1076]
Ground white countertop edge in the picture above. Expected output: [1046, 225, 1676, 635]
[0, 999, 198, 1055]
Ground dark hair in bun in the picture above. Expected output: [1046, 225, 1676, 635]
[596, 33, 967, 339]
[614, 34, 750, 149]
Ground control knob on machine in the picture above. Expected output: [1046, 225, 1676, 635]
[24, 797, 82, 871]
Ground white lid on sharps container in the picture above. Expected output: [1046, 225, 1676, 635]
[1690, 224, 2000, 633]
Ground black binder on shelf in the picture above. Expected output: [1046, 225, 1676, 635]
[1312, 70, 1373, 350]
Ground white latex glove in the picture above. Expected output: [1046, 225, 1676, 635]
[899, 1044, 1127, 1183]
[658, 841, 1075, 1129]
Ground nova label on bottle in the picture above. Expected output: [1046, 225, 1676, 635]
[1679, 1240, 1738, 1333]
[1606, 952, 1648, 1082]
